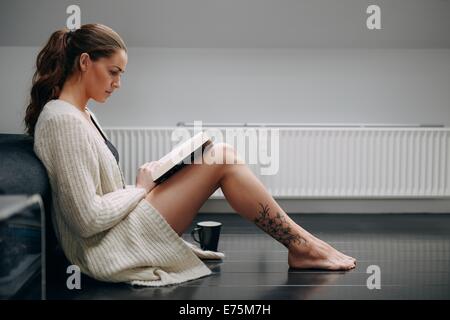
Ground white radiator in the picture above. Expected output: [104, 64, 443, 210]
[104, 127, 450, 199]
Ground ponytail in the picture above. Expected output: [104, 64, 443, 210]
[24, 24, 127, 136]
[24, 29, 71, 136]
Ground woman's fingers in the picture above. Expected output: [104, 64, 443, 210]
[139, 161, 161, 170]
[149, 162, 161, 174]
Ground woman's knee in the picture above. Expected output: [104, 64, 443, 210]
[204, 142, 245, 165]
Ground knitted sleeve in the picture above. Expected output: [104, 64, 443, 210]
[35, 114, 147, 238]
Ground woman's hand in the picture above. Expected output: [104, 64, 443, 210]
[135, 161, 161, 193]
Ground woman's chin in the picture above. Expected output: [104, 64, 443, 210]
[92, 96, 108, 103]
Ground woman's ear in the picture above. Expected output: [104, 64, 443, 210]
[79, 53, 91, 72]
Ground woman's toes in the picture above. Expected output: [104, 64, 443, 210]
[344, 255, 356, 263]
[344, 260, 355, 270]
[341, 257, 355, 270]
[346, 256, 356, 262]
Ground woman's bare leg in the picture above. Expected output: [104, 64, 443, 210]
[145, 143, 356, 270]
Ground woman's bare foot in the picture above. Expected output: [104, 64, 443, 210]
[288, 234, 356, 271]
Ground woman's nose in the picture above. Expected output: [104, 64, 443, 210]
[113, 78, 121, 89]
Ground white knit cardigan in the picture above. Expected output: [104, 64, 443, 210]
[33, 99, 224, 287]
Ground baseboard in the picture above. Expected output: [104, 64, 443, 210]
[198, 198, 450, 214]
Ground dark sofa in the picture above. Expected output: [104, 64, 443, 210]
[0, 133, 71, 297]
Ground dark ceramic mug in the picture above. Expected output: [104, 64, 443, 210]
[191, 221, 222, 252]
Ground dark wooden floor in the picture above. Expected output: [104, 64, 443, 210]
[45, 213, 450, 300]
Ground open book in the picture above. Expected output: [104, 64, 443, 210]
[151, 131, 212, 184]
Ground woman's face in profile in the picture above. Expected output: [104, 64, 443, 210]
[84, 49, 127, 103]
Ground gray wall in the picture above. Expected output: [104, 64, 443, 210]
[1, 47, 450, 133]
[2, 0, 450, 48]
[1, 0, 450, 133]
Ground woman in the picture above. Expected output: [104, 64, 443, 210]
[25, 24, 355, 287]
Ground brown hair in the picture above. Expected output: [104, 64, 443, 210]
[24, 23, 127, 136]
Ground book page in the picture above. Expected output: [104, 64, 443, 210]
[152, 132, 210, 181]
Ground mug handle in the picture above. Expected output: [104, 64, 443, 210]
[191, 227, 202, 244]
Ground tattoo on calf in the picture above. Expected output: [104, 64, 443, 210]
[254, 202, 307, 247]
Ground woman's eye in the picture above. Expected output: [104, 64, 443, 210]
[110, 71, 118, 76]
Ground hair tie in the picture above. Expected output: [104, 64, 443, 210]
[68, 29, 76, 38]
[64, 29, 75, 47]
